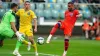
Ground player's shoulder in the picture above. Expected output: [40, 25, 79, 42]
[29, 10, 35, 13]
[74, 9, 79, 12]
[65, 10, 69, 14]
[6, 10, 13, 15]
[65, 10, 69, 12]
[18, 9, 24, 11]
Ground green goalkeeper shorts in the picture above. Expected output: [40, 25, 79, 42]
[0, 25, 14, 39]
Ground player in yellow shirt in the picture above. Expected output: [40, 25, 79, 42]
[13, 1, 38, 56]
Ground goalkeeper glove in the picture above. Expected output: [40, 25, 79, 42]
[15, 31, 24, 42]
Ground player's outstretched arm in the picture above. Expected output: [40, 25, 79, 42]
[33, 18, 37, 32]
[10, 22, 24, 41]
[10, 22, 17, 32]
[76, 13, 82, 18]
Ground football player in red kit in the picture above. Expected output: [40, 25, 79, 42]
[82, 20, 91, 39]
[91, 18, 99, 37]
[46, 2, 82, 56]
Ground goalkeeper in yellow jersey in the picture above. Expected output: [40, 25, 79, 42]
[13, 1, 38, 56]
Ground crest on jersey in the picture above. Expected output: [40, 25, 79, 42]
[70, 13, 73, 17]
[27, 12, 30, 15]
[30, 28, 33, 31]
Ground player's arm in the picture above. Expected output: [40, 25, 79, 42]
[10, 22, 24, 41]
[33, 18, 37, 32]
[76, 13, 82, 17]
[31, 11, 37, 32]
[76, 10, 82, 17]
[10, 13, 23, 41]
[10, 21, 21, 37]
[10, 22, 17, 32]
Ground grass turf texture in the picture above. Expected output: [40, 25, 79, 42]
[0, 36, 100, 56]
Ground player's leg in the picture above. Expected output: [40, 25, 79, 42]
[2, 28, 22, 56]
[88, 30, 92, 40]
[0, 26, 5, 47]
[13, 37, 31, 56]
[28, 36, 38, 55]
[26, 30, 38, 56]
[0, 39, 3, 47]
[0, 27, 14, 47]
[14, 29, 31, 50]
[46, 22, 61, 43]
[13, 29, 31, 56]
[85, 30, 89, 39]
[0, 35, 5, 47]
[18, 29, 31, 46]
[62, 28, 72, 56]
[13, 40, 22, 56]
[62, 35, 70, 56]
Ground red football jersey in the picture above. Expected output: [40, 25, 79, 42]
[64, 9, 79, 28]
[91, 22, 99, 30]
[82, 23, 91, 31]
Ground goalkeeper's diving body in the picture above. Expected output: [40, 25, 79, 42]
[0, 3, 31, 56]
[13, 1, 38, 56]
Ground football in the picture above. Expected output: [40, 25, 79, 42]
[37, 37, 44, 45]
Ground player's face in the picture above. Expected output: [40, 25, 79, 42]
[24, 2, 30, 9]
[14, 6, 18, 12]
[84, 20, 88, 23]
[68, 4, 74, 11]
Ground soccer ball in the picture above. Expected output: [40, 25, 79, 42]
[37, 37, 44, 45]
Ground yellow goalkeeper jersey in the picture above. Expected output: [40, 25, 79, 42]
[16, 9, 37, 28]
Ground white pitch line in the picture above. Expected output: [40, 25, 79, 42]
[0, 52, 60, 56]
[22, 52, 60, 56]
[1, 44, 60, 56]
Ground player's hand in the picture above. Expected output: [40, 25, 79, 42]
[15, 31, 22, 37]
[34, 28, 37, 33]
[76, 14, 82, 17]
[15, 31, 24, 41]
[18, 36, 24, 42]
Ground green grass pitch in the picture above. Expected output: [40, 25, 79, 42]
[0, 36, 100, 56]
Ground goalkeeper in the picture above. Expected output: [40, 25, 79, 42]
[0, 3, 31, 56]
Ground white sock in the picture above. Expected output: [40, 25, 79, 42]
[63, 51, 67, 55]
[28, 42, 31, 45]
[46, 34, 52, 43]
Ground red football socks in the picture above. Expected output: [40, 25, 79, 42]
[64, 39, 69, 51]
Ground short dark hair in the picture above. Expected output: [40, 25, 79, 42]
[11, 3, 18, 9]
[25, 1, 30, 3]
[68, 2, 74, 5]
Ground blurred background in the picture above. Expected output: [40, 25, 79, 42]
[0, 0, 100, 37]
[0, 0, 100, 56]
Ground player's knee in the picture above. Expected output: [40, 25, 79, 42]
[54, 22, 61, 28]
[28, 37, 33, 41]
[65, 35, 70, 39]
